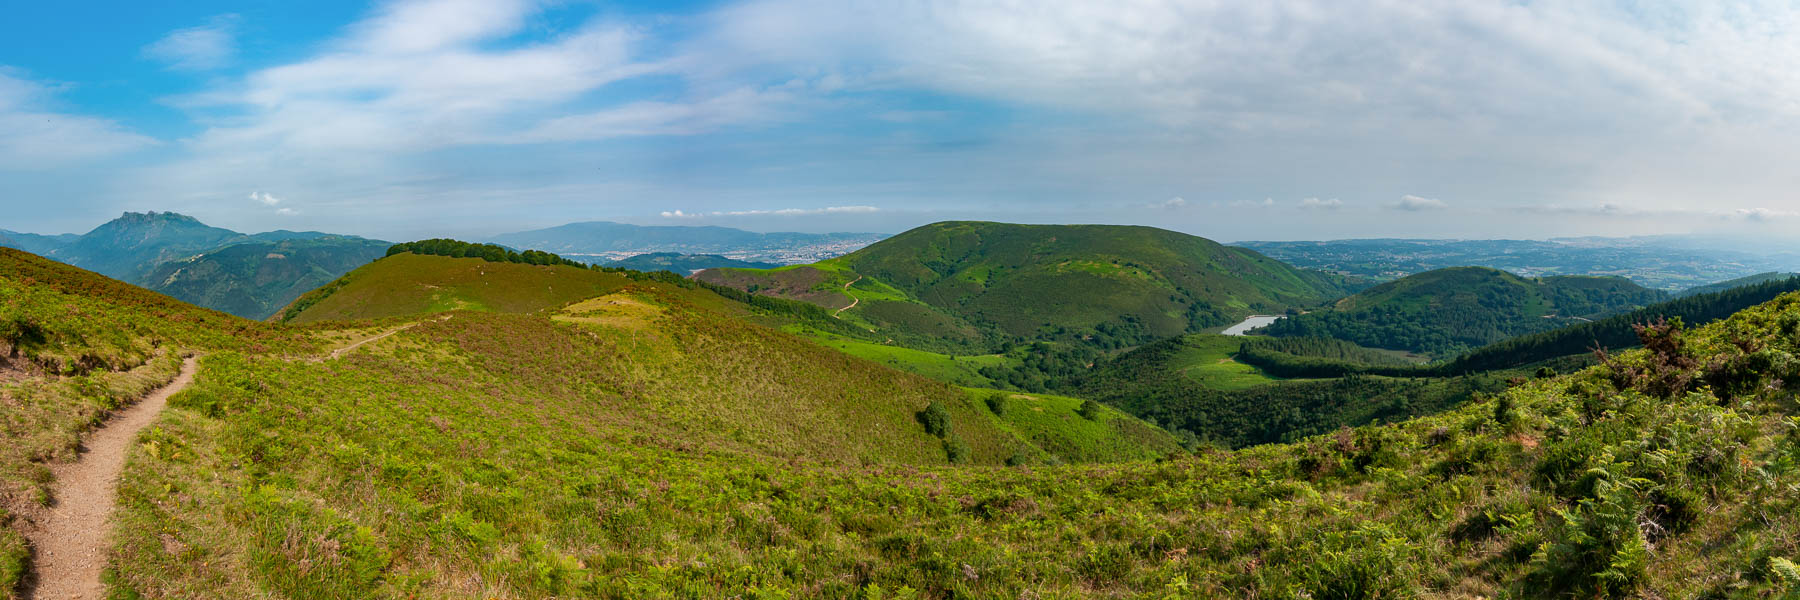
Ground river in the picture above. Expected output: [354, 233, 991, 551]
[1221, 315, 1285, 336]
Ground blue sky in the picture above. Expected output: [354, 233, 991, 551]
[4, 1, 1800, 242]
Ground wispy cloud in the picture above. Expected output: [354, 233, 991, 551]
[1390, 195, 1448, 211]
[57, 0, 1800, 239]
[249, 191, 281, 206]
[1520, 203, 1654, 217]
[143, 15, 239, 71]
[1731, 207, 1799, 222]
[0, 69, 156, 169]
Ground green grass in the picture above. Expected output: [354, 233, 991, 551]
[278, 252, 638, 324]
[969, 389, 1181, 463]
[13, 245, 1800, 598]
[108, 291, 1800, 597]
[1162, 334, 1281, 390]
[0, 248, 310, 598]
[793, 328, 1012, 388]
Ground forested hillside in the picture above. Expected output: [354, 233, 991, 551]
[699, 221, 1361, 352]
[1261, 266, 1665, 356]
[142, 236, 391, 319]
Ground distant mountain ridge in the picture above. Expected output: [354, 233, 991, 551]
[487, 220, 887, 256]
[1236, 236, 1800, 290]
[0, 212, 389, 319]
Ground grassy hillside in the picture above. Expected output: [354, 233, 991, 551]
[112, 287, 1800, 597]
[0, 249, 309, 594]
[698, 221, 1360, 352]
[142, 236, 391, 319]
[277, 252, 639, 324]
[9, 243, 1800, 596]
[1262, 266, 1666, 357]
[3, 247, 1179, 598]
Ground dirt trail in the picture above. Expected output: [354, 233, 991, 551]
[833, 276, 863, 318]
[328, 326, 410, 360]
[22, 356, 198, 600]
[326, 316, 445, 360]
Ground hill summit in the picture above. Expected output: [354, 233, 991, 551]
[698, 221, 1362, 350]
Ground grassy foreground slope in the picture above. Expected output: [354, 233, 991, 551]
[1262, 266, 1666, 357]
[0, 249, 308, 596]
[698, 221, 1359, 351]
[106, 287, 1181, 598]
[3, 247, 1178, 598]
[115, 288, 1800, 597]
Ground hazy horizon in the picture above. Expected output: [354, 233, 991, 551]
[7, 1, 1800, 242]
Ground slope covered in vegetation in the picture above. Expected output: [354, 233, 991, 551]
[1074, 333, 1515, 447]
[276, 253, 636, 324]
[8, 242, 1800, 597]
[1262, 266, 1666, 357]
[698, 221, 1361, 353]
[3, 245, 1179, 598]
[110, 285, 1800, 597]
[141, 236, 391, 319]
[0, 249, 308, 595]
[1676, 271, 1799, 298]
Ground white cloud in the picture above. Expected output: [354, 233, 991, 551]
[1299, 197, 1343, 210]
[1231, 198, 1275, 208]
[697, 1, 1800, 133]
[0, 70, 156, 169]
[144, 16, 238, 71]
[514, 87, 799, 143]
[249, 191, 281, 206]
[1732, 207, 1799, 222]
[1156, 196, 1187, 209]
[168, 0, 675, 158]
[275, 207, 299, 216]
[1390, 195, 1448, 211]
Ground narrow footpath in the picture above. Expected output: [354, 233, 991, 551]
[834, 276, 863, 318]
[22, 356, 198, 600]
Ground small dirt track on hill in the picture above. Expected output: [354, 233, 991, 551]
[22, 356, 198, 600]
[833, 276, 863, 318]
